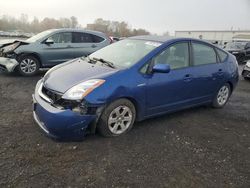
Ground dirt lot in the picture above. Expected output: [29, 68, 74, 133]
[0, 69, 249, 188]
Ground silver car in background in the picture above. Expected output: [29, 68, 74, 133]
[0, 28, 111, 76]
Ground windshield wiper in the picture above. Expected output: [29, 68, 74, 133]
[92, 57, 116, 69]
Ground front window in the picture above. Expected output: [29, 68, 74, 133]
[153, 42, 189, 69]
[89, 39, 162, 68]
[26, 30, 55, 43]
[47, 32, 72, 43]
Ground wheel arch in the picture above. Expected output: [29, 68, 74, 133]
[17, 52, 42, 66]
[226, 81, 234, 94]
[89, 96, 143, 134]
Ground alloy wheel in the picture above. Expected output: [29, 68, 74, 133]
[108, 105, 133, 135]
[217, 85, 229, 106]
[20, 58, 37, 74]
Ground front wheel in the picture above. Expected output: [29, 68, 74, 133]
[212, 83, 231, 108]
[97, 99, 136, 137]
[17, 56, 40, 76]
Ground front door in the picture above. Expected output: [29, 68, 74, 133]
[40, 32, 75, 66]
[146, 41, 194, 116]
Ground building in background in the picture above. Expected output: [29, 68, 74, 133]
[175, 30, 250, 45]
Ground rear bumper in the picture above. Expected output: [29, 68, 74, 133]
[32, 81, 97, 139]
[0, 57, 18, 72]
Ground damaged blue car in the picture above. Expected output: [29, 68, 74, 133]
[33, 36, 239, 140]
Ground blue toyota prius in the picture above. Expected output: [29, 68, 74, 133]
[33, 36, 239, 140]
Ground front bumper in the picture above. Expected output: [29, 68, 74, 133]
[242, 65, 250, 78]
[32, 82, 97, 139]
[0, 57, 19, 72]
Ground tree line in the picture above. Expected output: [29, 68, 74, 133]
[0, 15, 150, 37]
[0, 14, 78, 33]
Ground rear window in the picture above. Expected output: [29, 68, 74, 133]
[72, 32, 104, 43]
[216, 49, 228, 62]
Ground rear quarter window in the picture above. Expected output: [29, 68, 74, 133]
[216, 49, 228, 62]
[92, 35, 105, 43]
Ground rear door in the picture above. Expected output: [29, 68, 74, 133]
[40, 32, 75, 66]
[71, 32, 107, 58]
[187, 41, 225, 102]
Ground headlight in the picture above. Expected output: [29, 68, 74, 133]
[62, 79, 105, 100]
[246, 61, 250, 68]
[3, 42, 19, 53]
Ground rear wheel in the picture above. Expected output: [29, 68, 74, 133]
[97, 99, 136, 137]
[212, 83, 231, 108]
[17, 55, 40, 76]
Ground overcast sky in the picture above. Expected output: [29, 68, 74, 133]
[0, 0, 250, 34]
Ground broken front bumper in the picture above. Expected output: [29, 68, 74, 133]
[32, 81, 98, 140]
[0, 57, 19, 72]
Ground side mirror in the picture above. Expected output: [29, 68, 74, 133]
[44, 38, 54, 45]
[152, 63, 170, 73]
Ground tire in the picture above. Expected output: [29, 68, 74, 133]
[243, 77, 250, 81]
[212, 83, 231, 108]
[97, 99, 136, 137]
[17, 55, 40, 76]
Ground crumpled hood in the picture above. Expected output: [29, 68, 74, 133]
[43, 58, 118, 93]
[0, 40, 29, 52]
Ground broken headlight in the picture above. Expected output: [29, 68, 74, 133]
[2, 42, 19, 53]
[62, 79, 105, 100]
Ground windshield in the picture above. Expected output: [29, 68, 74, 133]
[26, 30, 54, 43]
[225, 41, 247, 50]
[89, 39, 162, 68]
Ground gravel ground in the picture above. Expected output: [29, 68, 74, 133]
[0, 69, 249, 188]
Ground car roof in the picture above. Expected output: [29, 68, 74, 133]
[48, 28, 107, 37]
[129, 35, 223, 48]
[129, 35, 175, 43]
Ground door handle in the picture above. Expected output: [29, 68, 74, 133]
[217, 69, 224, 76]
[91, 44, 97, 48]
[67, 45, 72, 48]
[183, 74, 193, 82]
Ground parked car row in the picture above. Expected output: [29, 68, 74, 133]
[0, 28, 242, 140]
[0, 29, 112, 76]
[0, 30, 34, 38]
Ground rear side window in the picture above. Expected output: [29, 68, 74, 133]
[72, 32, 104, 43]
[216, 49, 228, 62]
[192, 42, 217, 66]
